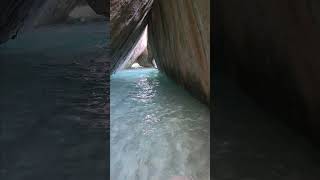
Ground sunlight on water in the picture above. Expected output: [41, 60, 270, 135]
[110, 68, 210, 180]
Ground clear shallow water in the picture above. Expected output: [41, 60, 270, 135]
[110, 69, 210, 180]
[0, 22, 109, 179]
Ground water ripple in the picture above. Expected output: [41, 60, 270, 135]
[111, 69, 210, 180]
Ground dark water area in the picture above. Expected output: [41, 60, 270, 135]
[0, 22, 109, 179]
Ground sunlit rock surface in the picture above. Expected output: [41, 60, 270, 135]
[119, 26, 153, 69]
[149, 0, 210, 104]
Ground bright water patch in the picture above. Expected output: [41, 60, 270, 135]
[110, 69, 210, 180]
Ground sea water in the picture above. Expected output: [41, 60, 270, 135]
[0, 22, 109, 179]
[110, 69, 210, 180]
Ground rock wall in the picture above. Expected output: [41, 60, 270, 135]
[32, 0, 80, 27]
[86, 0, 109, 16]
[119, 26, 148, 70]
[110, 0, 153, 71]
[136, 48, 153, 68]
[148, 0, 210, 104]
[0, 0, 41, 44]
[216, 0, 320, 138]
[0, 0, 108, 44]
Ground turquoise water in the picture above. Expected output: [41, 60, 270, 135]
[110, 69, 210, 180]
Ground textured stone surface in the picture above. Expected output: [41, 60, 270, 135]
[0, 0, 40, 44]
[135, 48, 153, 68]
[32, 0, 80, 27]
[215, 0, 320, 138]
[110, 0, 153, 71]
[118, 26, 148, 69]
[149, 0, 210, 104]
[0, 0, 108, 44]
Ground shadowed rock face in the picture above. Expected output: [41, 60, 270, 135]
[87, 0, 109, 16]
[135, 48, 153, 68]
[149, 0, 210, 104]
[33, 0, 81, 27]
[110, 0, 154, 71]
[118, 25, 150, 70]
[0, 0, 108, 44]
[216, 0, 320, 138]
[0, 0, 40, 44]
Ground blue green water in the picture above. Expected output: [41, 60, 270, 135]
[110, 69, 210, 180]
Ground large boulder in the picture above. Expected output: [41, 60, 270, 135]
[110, 0, 153, 71]
[136, 48, 153, 68]
[148, 0, 210, 104]
[118, 25, 148, 69]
